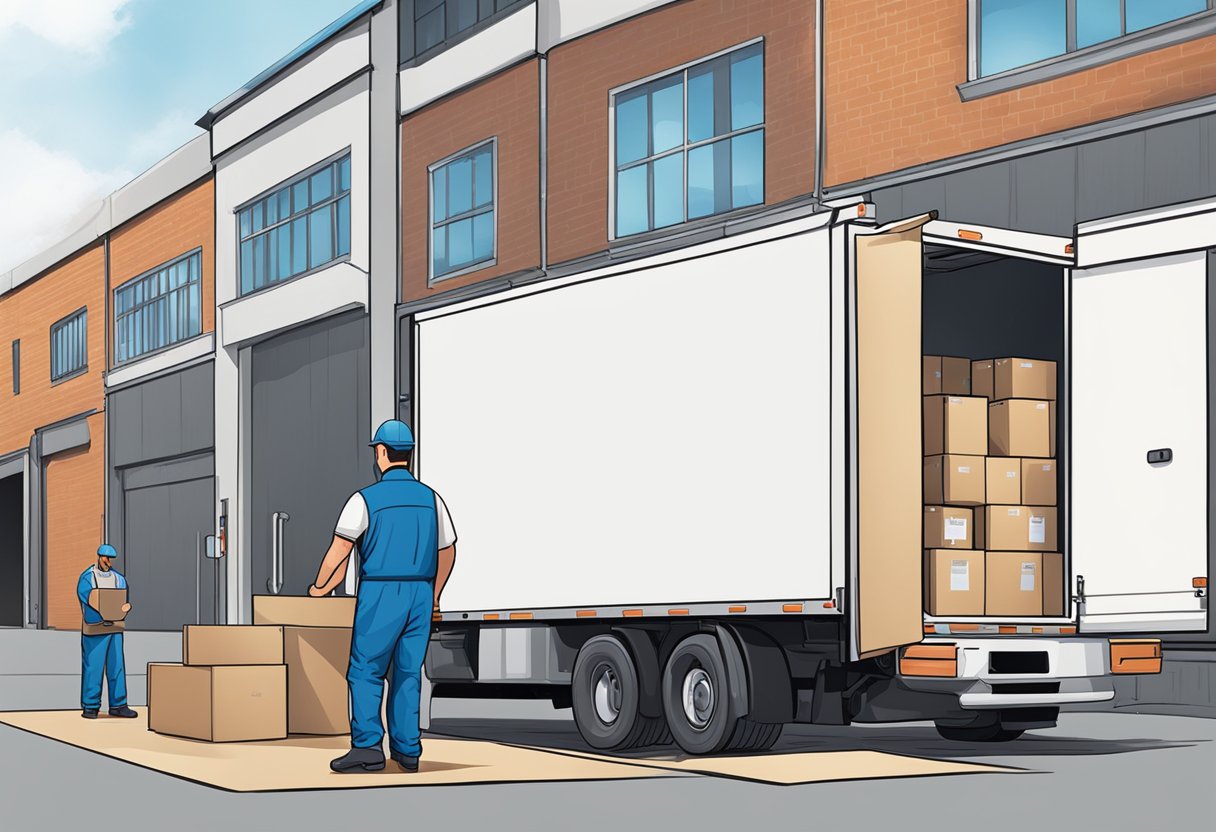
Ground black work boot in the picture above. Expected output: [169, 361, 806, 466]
[390, 752, 420, 772]
[109, 706, 138, 718]
[330, 747, 386, 773]
[81, 709, 98, 720]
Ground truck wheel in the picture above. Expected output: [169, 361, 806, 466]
[571, 635, 665, 750]
[935, 723, 1025, 743]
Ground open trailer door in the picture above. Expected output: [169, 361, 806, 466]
[849, 213, 934, 658]
[1071, 202, 1213, 633]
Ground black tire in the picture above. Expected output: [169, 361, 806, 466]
[572, 635, 664, 751]
[935, 723, 1025, 743]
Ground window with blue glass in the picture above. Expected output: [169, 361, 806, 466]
[114, 250, 202, 364]
[612, 41, 764, 239]
[238, 153, 351, 295]
[50, 308, 87, 382]
[430, 139, 495, 280]
[978, 0, 1212, 77]
[402, 0, 532, 65]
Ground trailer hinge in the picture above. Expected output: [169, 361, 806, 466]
[1072, 574, 1086, 608]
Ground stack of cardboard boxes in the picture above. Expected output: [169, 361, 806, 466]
[922, 356, 1063, 617]
[148, 596, 355, 742]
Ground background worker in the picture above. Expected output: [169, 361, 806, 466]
[309, 419, 457, 773]
[77, 545, 137, 720]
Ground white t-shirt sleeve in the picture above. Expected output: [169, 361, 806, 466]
[435, 492, 457, 549]
[334, 493, 369, 541]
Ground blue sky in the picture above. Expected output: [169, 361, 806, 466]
[0, 0, 360, 273]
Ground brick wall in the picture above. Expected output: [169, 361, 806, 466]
[44, 412, 106, 629]
[546, 0, 815, 265]
[401, 59, 541, 302]
[824, 0, 1216, 188]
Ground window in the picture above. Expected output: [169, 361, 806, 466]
[50, 308, 87, 383]
[401, 0, 531, 65]
[10, 340, 18, 395]
[611, 41, 764, 240]
[430, 139, 496, 280]
[114, 250, 203, 364]
[238, 153, 351, 295]
[977, 0, 1212, 77]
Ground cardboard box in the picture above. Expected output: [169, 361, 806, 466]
[284, 626, 352, 735]
[985, 457, 1021, 505]
[924, 454, 985, 505]
[1049, 402, 1056, 457]
[252, 595, 355, 628]
[924, 506, 974, 549]
[983, 505, 1057, 551]
[148, 663, 287, 742]
[88, 588, 128, 621]
[183, 625, 284, 666]
[986, 552, 1065, 617]
[924, 396, 988, 457]
[1021, 459, 1057, 506]
[989, 399, 1051, 457]
[993, 357, 1055, 401]
[924, 550, 985, 616]
[923, 356, 971, 396]
[1042, 552, 1065, 617]
[971, 360, 994, 400]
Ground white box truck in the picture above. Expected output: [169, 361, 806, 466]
[411, 199, 1210, 754]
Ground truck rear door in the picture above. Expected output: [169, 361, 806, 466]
[1072, 203, 1213, 634]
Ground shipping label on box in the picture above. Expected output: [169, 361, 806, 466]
[924, 506, 974, 548]
[924, 549, 985, 616]
[989, 399, 1051, 457]
[984, 506, 1057, 551]
[985, 457, 1022, 505]
[924, 396, 988, 456]
[993, 357, 1054, 401]
[924, 454, 985, 505]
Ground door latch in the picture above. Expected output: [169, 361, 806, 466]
[1147, 448, 1173, 464]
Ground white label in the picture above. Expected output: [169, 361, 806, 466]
[950, 560, 970, 592]
[949, 397, 961, 403]
[1006, 471, 1017, 478]
[1008, 508, 1021, 516]
[935, 370, 942, 378]
[944, 517, 967, 541]
[1020, 361, 1034, 368]
[1020, 563, 1037, 591]
[957, 466, 971, 474]
[1029, 515, 1046, 544]
[1036, 403, 1047, 410]
[1042, 464, 1052, 471]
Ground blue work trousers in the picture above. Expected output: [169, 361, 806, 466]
[81, 632, 127, 711]
[347, 580, 432, 757]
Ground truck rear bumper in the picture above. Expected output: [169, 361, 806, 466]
[959, 689, 1115, 709]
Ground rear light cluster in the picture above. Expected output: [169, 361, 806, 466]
[1109, 639, 1162, 675]
[899, 644, 958, 678]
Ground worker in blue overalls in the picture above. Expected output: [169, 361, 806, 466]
[309, 420, 458, 773]
[77, 545, 138, 719]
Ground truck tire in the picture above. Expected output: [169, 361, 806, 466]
[935, 723, 1025, 743]
[571, 635, 666, 751]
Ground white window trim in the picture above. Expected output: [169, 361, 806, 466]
[607, 36, 765, 243]
[428, 136, 499, 285]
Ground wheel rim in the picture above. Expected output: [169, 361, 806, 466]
[681, 667, 715, 730]
[592, 663, 622, 726]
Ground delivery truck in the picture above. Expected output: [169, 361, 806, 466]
[408, 198, 1212, 754]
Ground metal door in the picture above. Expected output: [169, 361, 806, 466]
[0, 472, 23, 627]
[251, 311, 369, 599]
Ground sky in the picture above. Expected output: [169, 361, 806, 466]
[0, 0, 361, 274]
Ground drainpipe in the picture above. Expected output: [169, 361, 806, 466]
[814, 0, 825, 204]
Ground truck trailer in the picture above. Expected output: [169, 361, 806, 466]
[408, 200, 1211, 754]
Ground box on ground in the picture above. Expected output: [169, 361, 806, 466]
[183, 625, 284, 666]
[985, 457, 1021, 505]
[989, 399, 1052, 457]
[986, 552, 1064, 616]
[285, 626, 352, 735]
[924, 356, 971, 396]
[924, 454, 985, 505]
[1021, 459, 1057, 506]
[924, 550, 985, 616]
[88, 588, 128, 621]
[148, 663, 287, 742]
[924, 396, 988, 456]
[982, 505, 1057, 551]
[993, 357, 1055, 401]
[924, 506, 974, 549]
[253, 595, 355, 628]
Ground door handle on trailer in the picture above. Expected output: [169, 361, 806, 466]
[268, 511, 290, 595]
[1147, 448, 1172, 464]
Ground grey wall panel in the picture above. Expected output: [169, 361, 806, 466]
[179, 362, 214, 455]
[108, 386, 144, 469]
[898, 177, 947, 223]
[944, 161, 1013, 229]
[40, 419, 89, 457]
[1145, 119, 1207, 210]
[108, 362, 214, 468]
[123, 454, 214, 491]
[1077, 131, 1147, 223]
[139, 372, 183, 462]
[1013, 147, 1077, 236]
[1204, 116, 1216, 197]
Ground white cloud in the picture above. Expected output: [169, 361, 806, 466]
[0, 0, 132, 55]
[0, 129, 132, 274]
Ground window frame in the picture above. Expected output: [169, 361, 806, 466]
[428, 137, 499, 284]
[964, 0, 1216, 99]
[112, 248, 205, 367]
[49, 307, 88, 385]
[10, 339, 19, 396]
[234, 148, 353, 298]
[399, 0, 534, 68]
[607, 37, 766, 243]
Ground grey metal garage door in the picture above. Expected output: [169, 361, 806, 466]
[251, 310, 369, 599]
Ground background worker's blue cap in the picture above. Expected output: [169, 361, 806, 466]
[97, 544, 118, 559]
[369, 420, 415, 451]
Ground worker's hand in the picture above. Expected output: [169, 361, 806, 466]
[120, 603, 132, 613]
[308, 583, 327, 598]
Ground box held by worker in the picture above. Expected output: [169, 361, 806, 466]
[1021, 459, 1057, 506]
[924, 395, 988, 456]
[993, 357, 1055, 401]
[923, 356, 971, 396]
[924, 454, 985, 505]
[989, 399, 1051, 457]
[284, 626, 352, 736]
[924, 550, 985, 616]
[252, 595, 355, 628]
[183, 625, 285, 666]
[985, 457, 1021, 505]
[924, 506, 973, 549]
[982, 505, 1057, 551]
[148, 663, 287, 742]
[88, 588, 128, 622]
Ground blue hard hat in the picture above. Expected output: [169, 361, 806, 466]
[97, 544, 118, 559]
[369, 420, 415, 451]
